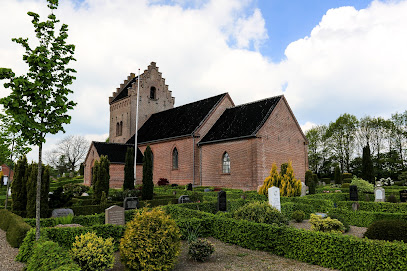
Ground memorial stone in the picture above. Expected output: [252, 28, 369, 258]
[178, 195, 191, 204]
[301, 183, 307, 197]
[374, 187, 385, 202]
[204, 188, 211, 192]
[400, 190, 407, 202]
[124, 197, 138, 210]
[187, 183, 193, 191]
[217, 190, 227, 212]
[52, 208, 74, 218]
[105, 205, 125, 225]
[268, 187, 281, 211]
[349, 185, 358, 201]
[352, 202, 360, 211]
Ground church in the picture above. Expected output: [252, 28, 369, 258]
[83, 62, 308, 190]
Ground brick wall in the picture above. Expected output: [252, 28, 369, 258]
[84, 144, 100, 186]
[0, 164, 14, 180]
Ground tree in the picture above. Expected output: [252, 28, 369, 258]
[259, 161, 301, 197]
[93, 156, 110, 204]
[123, 147, 135, 190]
[26, 163, 37, 218]
[362, 144, 374, 184]
[40, 166, 50, 218]
[46, 135, 89, 173]
[0, 0, 76, 239]
[334, 165, 342, 184]
[259, 163, 280, 195]
[79, 162, 84, 176]
[11, 156, 29, 216]
[142, 146, 154, 200]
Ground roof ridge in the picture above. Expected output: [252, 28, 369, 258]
[93, 141, 135, 146]
[230, 94, 283, 109]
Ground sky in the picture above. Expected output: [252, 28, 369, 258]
[0, 0, 407, 163]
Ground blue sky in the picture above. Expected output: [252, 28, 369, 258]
[1, 0, 407, 162]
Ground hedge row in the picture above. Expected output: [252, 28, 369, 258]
[329, 209, 407, 227]
[0, 209, 31, 248]
[336, 201, 407, 213]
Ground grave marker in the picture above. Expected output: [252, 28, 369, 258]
[178, 195, 191, 204]
[268, 186, 281, 211]
[217, 190, 227, 212]
[187, 183, 193, 191]
[51, 208, 74, 218]
[400, 190, 407, 202]
[124, 197, 138, 210]
[349, 185, 358, 201]
[374, 187, 385, 202]
[301, 183, 307, 197]
[105, 205, 125, 225]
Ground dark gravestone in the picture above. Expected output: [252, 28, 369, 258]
[171, 184, 178, 187]
[124, 197, 138, 210]
[400, 190, 407, 202]
[217, 190, 227, 212]
[178, 195, 191, 204]
[349, 185, 358, 201]
[187, 183, 193, 191]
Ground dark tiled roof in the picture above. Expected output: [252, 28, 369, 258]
[126, 93, 227, 144]
[93, 142, 143, 164]
[199, 95, 282, 145]
[110, 76, 138, 104]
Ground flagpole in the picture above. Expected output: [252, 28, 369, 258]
[134, 68, 140, 187]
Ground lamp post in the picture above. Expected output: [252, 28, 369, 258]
[134, 68, 140, 186]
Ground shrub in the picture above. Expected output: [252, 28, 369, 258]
[63, 183, 89, 197]
[26, 240, 80, 271]
[350, 177, 374, 195]
[291, 210, 305, 222]
[55, 214, 74, 225]
[158, 178, 169, 186]
[334, 166, 342, 184]
[12, 156, 28, 217]
[342, 178, 352, 184]
[328, 213, 349, 232]
[189, 191, 204, 203]
[120, 207, 181, 270]
[387, 194, 397, 203]
[0, 209, 32, 248]
[188, 239, 215, 262]
[341, 183, 350, 188]
[142, 146, 154, 200]
[93, 155, 110, 204]
[364, 220, 407, 242]
[49, 186, 73, 208]
[342, 173, 352, 180]
[259, 162, 301, 197]
[233, 201, 288, 226]
[71, 232, 115, 271]
[309, 214, 344, 234]
[123, 147, 135, 190]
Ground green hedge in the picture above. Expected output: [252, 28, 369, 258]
[336, 201, 407, 213]
[329, 209, 407, 227]
[0, 209, 32, 248]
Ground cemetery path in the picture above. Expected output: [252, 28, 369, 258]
[0, 229, 25, 271]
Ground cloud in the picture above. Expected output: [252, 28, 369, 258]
[300, 121, 318, 133]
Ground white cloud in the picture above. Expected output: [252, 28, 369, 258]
[300, 121, 318, 133]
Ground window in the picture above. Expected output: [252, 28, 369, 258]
[150, 86, 156, 99]
[172, 148, 178, 169]
[120, 121, 123, 136]
[222, 152, 230, 174]
[116, 122, 119, 136]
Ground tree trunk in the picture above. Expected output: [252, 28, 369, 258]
[5, 175, 10, 209]
[35, 142, 42, 240]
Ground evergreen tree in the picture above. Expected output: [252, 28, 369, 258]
[91, 160, 99, 188]
[310, 174, 318, 194]
[259, 163, 280, 196]
[11, 156, 28, 216]
[79, 163, 84, 176]
[305, 170, 313, 187]
[334, 165, 342, 184]
[362, 144, 374, 184]
[142, 146, 154, 200]
[26, 163, 37, 218]
[123, 147, 135, 190]
[259, 161, 301, 197]
[93, 156, 110, 204]
[40, 166, 50, 218]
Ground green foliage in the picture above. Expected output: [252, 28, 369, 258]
[364, 220, 407, 242]
[16, 228, 36, 262]
[188, 239, 215, 262]
[387, 194, 397, 203]
[79, 163, 84, 176]
[123, 147, 135, 190]
[362, 144, 374, 183]
[93, 156, 110, 204]
[49, 186, 73, 209]
[26, 163, 37, 218]
[0, 209, 31, 248]
[11, 156, 28, 216]
[305, 170, 316, 195]
[189, 191, 204, 203]
[305, 170, 313, 187]
[26, 240, 80, 271]
[232, 201, 288, 226]
[309, 214, 344, 234]
[291, 210, 305, 222]
[63, 183, 89, 197]
[120, 207, 181, 271]
[350, 176, 374, 195]
[327, 208, 407, 227]
[142, 145, 154, 200]
[54, 214, 73, 225]
[327, 213, 349, 232]
[259, 162, 301, 197]
[71, 232, 115, 271]
[334, 166, 342, 184]
[100, 191, 107, 206]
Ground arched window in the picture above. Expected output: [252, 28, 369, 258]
[119, 121, 123, 136]
[150, 86, 156, 99]
[222, 152, 230, 174]
[116, 122, 119, 136]
[172, 148, 178, 169]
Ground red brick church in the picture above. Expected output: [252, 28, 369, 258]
[84, 62, 308, 190]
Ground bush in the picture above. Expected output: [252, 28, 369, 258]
[188, 239, 215, 262]
[0, 209, 32, 248]
[350, 177, 374, 195]
[55, 214, 74, 225]
[26, 240, 80, 271]
[120, 207, 181, 270]
[63, 183, 89, 197]
[364, 220, 407, 242]
[387, 194, 397, 203]
[189, 191, 204, 203]
[342, 173, 352, 180]
[233, 201, 288, 226]
[158, 178, 169, 186]
[291, 210, 305, 222]
[309, 214, 344, 234]
[49, 186, 73, 208]
[342, 178, 352, 184]
[341, 183, 350, 188]
[328, 213, 349, 232]
[142, 146, 154, 200]
[71, 232, 115, 271]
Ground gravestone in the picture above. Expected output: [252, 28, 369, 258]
[349, 185, 358, 201]
[187, 183, 193, 191]
[315, 212, 328, 218]
[268, 186, 281, 212]
[124, 197, 138, 210]
[399, 190, 407, 202]
[171, 184, 178, 187]
[172, 191, 177, 195]
[217, 190, 227, 212]
[81, 192, 89, 197]
[105, 205, 125, 225]
[374, 187, 385, 202]
[352, 202, 360, 211]
[301, 183, 307, 197]
[204, 188, 211, 192]
[178, 195, 191, 204]
[52, 208, 74, 218]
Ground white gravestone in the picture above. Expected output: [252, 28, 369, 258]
[301, 183, 307, 197]
[268, 187, 281, 212]
[375, 187, 385, 202]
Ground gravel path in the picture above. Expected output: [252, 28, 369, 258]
[0, 229, 25, 271]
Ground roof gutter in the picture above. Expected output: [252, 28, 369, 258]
[198, 134, 256, 146]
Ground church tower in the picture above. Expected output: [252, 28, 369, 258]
[108, 62, 175, 143]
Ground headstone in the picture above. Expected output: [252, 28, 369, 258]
[204, 188, 211, 192]
[105, 205, 125, 225]
[349, 185, 358, 201]
[7, 187, 11, 196]
[172, 191, 177, 195]
[52, 208, 74, 218]
[217, 190, 227, 212]
[187, 183, 193, 191]
[171, 184, 178, 187]
[352, 202, 360, 211]
[315, 212, 327, 218]
[124, 197, 138, 210]
[301, 183, 307, 197]
[178, 195, 191, 204]
[268, 187, 281, 212]
[374, 187, 385, 202]
[399, 190, 407, 202]
[3, 176, 8, 186]
[81, 192, 89, 197]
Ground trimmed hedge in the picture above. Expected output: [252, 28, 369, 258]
[336, 201, 407, 213]
[0, 209, 31, 248]
[328, 209, 407, 227]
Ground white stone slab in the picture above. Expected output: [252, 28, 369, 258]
[268, 186, 281, 212]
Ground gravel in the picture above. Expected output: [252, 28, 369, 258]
[0, 229, 25, 271]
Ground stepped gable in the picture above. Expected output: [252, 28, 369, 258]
[126, 93, 227, 144]
[93, 141, 143, 164]
[109, 73, 137, 104]
[199, 95, 282, 145]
